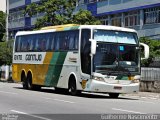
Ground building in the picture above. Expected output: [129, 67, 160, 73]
[0, 0, 6, 12]
[9, 0, 160, 39]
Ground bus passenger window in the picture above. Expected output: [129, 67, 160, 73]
[69, 34, 74, 50]
[15, 36, 21, 52]
[74, 32, 79, 50]
[21, 36, 28, 52]
[63, 36, 69, 50]
[55, 34, 60, 51]
[38, 39, 46, 51]
[50, 34, 55, 51]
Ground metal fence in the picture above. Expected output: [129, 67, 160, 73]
[141, 67, 160, 81]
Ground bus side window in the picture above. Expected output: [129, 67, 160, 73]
[63, 32, 69, 50]
[50, 34, 55, 51]
[15, 36, 21, 52]
[69, 33, 74, 50]
[37, 34, 46, 52]
[29, 40, 35, 51]
[54, 33, 60, 51]
[74, 31, 79, 50]
[21, 36, 28, 52]
[46, 33, 52, 51]
[28, 35, 34, 51]
[51, 34, 56, 51]
[35, 36, 39, 51]
[60, 32, 66, 50]
[68, 30, 79, 50]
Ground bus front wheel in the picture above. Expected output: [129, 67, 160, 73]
[68, 76, 81, 96]
[109, 93, 119, 98]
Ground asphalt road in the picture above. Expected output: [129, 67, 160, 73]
[0, 82, 160, 120]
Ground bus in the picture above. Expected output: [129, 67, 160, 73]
[12, 24, 149, 98]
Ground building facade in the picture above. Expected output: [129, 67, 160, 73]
[9, 0, 160, 39]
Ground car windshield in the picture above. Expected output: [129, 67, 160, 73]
[93, 30, 139, 75]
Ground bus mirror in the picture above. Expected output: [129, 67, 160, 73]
[140, 42, 149, 60]
[89, 39, 97, 55]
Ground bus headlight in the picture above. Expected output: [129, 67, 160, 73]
[131, 79, 140, 83]
[93, 76, 105, 82]
[131, 75, 140, 83]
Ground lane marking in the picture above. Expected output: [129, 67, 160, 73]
[136, 100, 156, 104]
[44, 97, 75, 104]
[112, 108, 146, 114]
[0, 91, 18, 95]
[149, 97, 157, 100]
[11, 110, 27, 114]
[148, 95, 159, 98]
[141, 97, 147, 99]
[11, 110, 52, 120]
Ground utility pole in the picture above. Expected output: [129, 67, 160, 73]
[6, 0, 9, 42]
[5, 0, 9, 80]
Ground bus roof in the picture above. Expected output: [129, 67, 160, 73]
[80, 25, 137, 33]
[16, 24, 137, 36]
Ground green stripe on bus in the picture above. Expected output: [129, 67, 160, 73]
[45, 52, 67, 86]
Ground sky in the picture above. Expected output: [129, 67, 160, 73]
[0, 0, 6, 12]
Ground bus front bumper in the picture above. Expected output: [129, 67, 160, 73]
[86, 80, 139, 94]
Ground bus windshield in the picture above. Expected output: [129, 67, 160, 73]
[94, 29, 138, 44]
[93, 30, 139, 75]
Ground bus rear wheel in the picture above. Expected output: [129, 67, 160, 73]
[27, 73, 33, 90]
[27, 73, 41, 91]
[109, 93, 119, 98]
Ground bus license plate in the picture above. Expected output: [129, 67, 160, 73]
[114, 86, 122, 90]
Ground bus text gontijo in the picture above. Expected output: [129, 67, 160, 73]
[12, 24, 149, 98]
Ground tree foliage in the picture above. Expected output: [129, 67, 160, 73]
[0, 11, 6, 42]
[0, 40, 13, 66]
[140, 37, 160, 67]
[72, 9, 101, 25]
[25, 0, 101, 29]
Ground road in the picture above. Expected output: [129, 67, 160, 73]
[0, 82, 160, 120]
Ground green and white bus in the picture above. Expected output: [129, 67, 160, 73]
[12, 24, 149, 98]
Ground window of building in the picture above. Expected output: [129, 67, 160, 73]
[9, 9, 24, 25]
[98, 0, 107, 2]
[89, 0, 97, 3]
[124, 11, 140, 27]
[98, 16, 109, 25]
[144, 7, 160, 24]
[77, 0, 86, 5]
[111, 14, 122, 27]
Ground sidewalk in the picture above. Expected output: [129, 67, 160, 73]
[123, 92, 160, 100]
[0, 78, 14, 83]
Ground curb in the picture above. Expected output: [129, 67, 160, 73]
[122, 92, 160, 100]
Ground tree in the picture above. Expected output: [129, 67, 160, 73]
[25, 0, 101, 29]
[72, 9, 101, 25]
[140, 37, 160, 67]
[0, 40, 13, 66]
[25, 0, 77, 28]
[0, 11, 6, 41]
